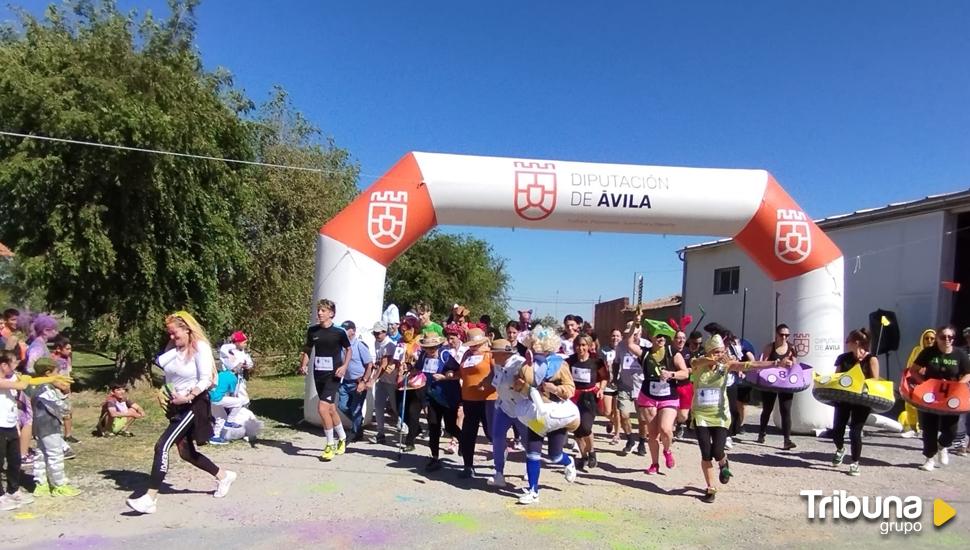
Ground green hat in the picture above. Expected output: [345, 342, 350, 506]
[641, 319, 675, 339]
[34, 357, 57, 376]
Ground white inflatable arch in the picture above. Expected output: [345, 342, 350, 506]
[308, 152, 845, 432]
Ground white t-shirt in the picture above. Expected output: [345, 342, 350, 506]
[157, 341, 215, 395]
[0, 378, 17, 428]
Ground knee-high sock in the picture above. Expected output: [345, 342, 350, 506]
[526, 453, 542, 492]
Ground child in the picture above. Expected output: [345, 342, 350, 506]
[96, 383, 144, 437]
[0, 350, 34, 510]
[50, 335, 78, 443]
[209, 365, 246, 445]
[29, 357, 80, 497]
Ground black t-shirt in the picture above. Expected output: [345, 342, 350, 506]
[640, 346, 680, 398]
[834, 352, 875, 378]
[914, 347, 970, 381]
[303, 324, 351, 379]
[567, 356, 599, 390]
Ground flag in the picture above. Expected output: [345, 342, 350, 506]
[880, 315, 891, 327]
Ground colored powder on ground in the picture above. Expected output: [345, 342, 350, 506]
[13, 512, 35, 520]
[356, 529, 393, 545]
[568, 508, 609, 522]
[516, 508, 564, 520]
[54, 535, 113, 549]
[434, 512, 479, 531]
[307, 481, 339, 494]
[395, 495, 418, 502]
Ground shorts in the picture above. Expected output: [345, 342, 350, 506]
[112, 417, 127, 434]
[677, 383, 694, 410]
[314, 375, 340, 404]
[736, 384, 752, 403]
[636, 392, 680, 410]
[617, 389, 637, 416]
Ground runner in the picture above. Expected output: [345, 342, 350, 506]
[457, 327, 496, 478]
[831, 328, 879, 476]
[441, 323, 468, 455]
[488, 338, 524, 486]
[421, 331, 458, 470]
[688, 334, 789, 503]
[517, 326, 578, 505]
[671, 331, 694, 441]
[599, 329, 621, 444]
[615, 321, 647, 456]
[396, 332, 430, 453]
[758, 324, 798, 450]
[908, 324, 970, 471]
[560, 315, 580, 356]
[368, 322, 400, 445]
[900, 329, 934, 438]
[297, 299, 352, 462]
[629, 322, 688, 474]
[567, 334, 609, 470]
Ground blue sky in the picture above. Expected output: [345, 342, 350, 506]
[6, 1, 970, 322]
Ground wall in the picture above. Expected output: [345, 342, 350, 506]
[683, 211, 948, 382]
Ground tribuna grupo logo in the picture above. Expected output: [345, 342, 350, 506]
[801, 490, 956, 536]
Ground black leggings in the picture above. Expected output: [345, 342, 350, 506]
[150, 410, 218, 490]
[397, 388, 425, 446]
[573, 392, 597, 438]
[0, 427, 21, 494]
[459, 400, 494, 468]
[759, 391, 794, 441]
[832, 403, 870, 462]
[427, 398, 460, 458]
[919, 411, 960, 458]
[695, 425, 728, 462]
[726, 385, 741, 435]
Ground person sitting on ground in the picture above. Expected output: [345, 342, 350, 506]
[29, 358, 80, 497]
[95, 383, 144, 437]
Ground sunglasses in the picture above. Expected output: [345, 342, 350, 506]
[940, 334, 956, 341]
[778, 333, 790, 337]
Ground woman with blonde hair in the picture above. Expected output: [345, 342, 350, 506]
[900, 329, 935, 438]
[127, 311, 236, 514]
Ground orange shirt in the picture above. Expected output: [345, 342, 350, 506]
[459, 350, 497, 401]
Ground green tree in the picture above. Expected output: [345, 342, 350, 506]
[385, 231, 510, 327]
[236, 87, 358, 364]
[534, 314, 560, 330]
[0, 0, 255, 376]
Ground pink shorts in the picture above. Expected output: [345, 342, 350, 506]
[677, 383, 694, 410]
[636, 392, 680, 410]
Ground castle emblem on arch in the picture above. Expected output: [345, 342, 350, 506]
[368, 191, 408, 249]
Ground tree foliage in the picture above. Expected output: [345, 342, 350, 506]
[0, 0, 358, 375]
[385, 231, 510, 327]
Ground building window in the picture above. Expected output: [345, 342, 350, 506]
[713, 267, 740, 295]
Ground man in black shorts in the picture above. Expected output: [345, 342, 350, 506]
[298, 299, 352, 461]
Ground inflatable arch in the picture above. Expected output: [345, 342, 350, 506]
[308, 152, 845, 433]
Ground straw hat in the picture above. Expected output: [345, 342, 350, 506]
[419, 333, 446, 348]
[464, 327, 489, 347]
[491, 338, 514, 354]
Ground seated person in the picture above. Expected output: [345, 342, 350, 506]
[95, 383, 144, 436]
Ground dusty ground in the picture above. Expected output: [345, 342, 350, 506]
[4, 382, 969, 549]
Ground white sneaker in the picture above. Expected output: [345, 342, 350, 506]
[563, 458, 577, 483]
[725, 437, 734, 450]
[900, 430, 918, 439]
[9, 491, 34, 507]
[126, 493, 157, 514]
[919, 457, 935, 472]
[0, 494, 19, 511]
[937, 448, 949, 466]
[848, 463, 860, 476]
[517, 489, 539, 505]
[214, 470, 237, 498]
[486, 473, 506, 487]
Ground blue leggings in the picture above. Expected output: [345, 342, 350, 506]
[525, 427, 572, 492]
[491, 408, 525, 475]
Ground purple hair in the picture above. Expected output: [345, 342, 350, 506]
[31, 314, 58, 338]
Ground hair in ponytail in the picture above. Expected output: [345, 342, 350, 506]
[847, 327, 870, 349]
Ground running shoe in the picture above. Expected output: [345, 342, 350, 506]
[645, 463, 660, 475]
[635, 440, 647, 456]
[719, 460, 732, 484]
[954, 446, 970, 457]
[563, 458, 577, 483]
[724, 437, 733, 450]
[0, 491, 34, 510]
[900, 430, 918, 439]
[65, 435, 80, 444]
[919, 457, 935, 471]
[756, 433, 766, 444]
[402, 443, 415, 452]
[0, 494, 15, 511]
[368, 433, 386, 445]
[126, 493, 157, 514]
[701, 488, 717, 503]
[782, 440, 797, 451]
[663, 449, 675, 469]
[621, 438, 636, 456]
[937, 448, 949, 466]
[336, 439, 347, 455]
[51, 485, 82, 497]
[575, 457, 586, 471]
[510, 439, 524, 452]
[208, 437, 228, 445]
[674, 425, 686, 441]
[610, 434, 620, 445]
[832, 448, 845, 466]
[214, 470, 237, 498]
[320, 444, 336, 461]
[487, 473, 506, 487]
[848, 463, 860, 476]
[119, 431, 135, 437]
[606, 422, 614, 435]
[63, 448, 77, 460]
[459, 468, 474, 479]
[587, 452, 598, 469]
[518, 489, 539, 505]
[425, 458, 443, 472]
[33, 483, 50, 496]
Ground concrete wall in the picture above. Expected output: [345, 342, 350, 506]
[683, 211, 948, 382]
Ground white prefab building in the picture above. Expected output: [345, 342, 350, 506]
[680, 190, 970, 383]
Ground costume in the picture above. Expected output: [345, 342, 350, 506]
[30, 383, 70, 488]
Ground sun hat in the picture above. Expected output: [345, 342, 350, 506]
[464, 327, 489, 347]
[371, 321, 388, 333]
[419, 333, 446, 348]
[491, 338, 514, 353]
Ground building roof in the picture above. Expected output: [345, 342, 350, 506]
[682, 188, 970, 253]
[622, 294, 682, 312]
[0, 242, 12, 258]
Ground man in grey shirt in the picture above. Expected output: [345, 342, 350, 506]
[338, 321, 374, 443]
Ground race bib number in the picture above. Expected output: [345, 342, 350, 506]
[422, 358, 440, 375]
[571, 367, 591, 384]
[622, 355, 637, 370]
[314, 356, 334, 372]
[697, 388, 720, 406]
[463, 355, 484, 369]
[393, 346, 405, 362]
[649, 380, 671, 397]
